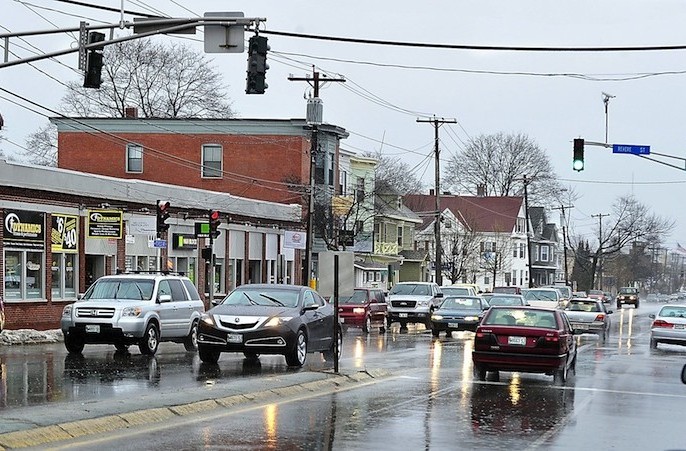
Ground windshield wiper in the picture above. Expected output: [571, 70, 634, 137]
[242, 292, 258, 305]
[258, 294, 285, 306]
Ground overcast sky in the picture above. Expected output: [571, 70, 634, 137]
[2, 0, 686, 251]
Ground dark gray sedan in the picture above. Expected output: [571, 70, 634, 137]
[430, 296, 490, 337]
[197, 284, 341, 367]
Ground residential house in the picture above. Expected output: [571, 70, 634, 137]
[528, 207, 561, 287]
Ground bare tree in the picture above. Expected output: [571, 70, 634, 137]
[441, 217, 481, 284]
[23, 123, 57, 166]
[61, 40, 234, 118]
[444, 132, 560, 205]
[569, 195, 673, 289]
[363, 149, 424, 195]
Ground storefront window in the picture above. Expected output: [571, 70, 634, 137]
[50, 253, 77, 299]
[4, 251, 45, 300]
[51, 258, 61, 298]
[26, 252, 43, 299]
[214, 258, 224, 294]
[65, 253, 76, 297]
[5, 251, 22, 300]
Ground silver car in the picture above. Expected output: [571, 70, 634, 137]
[650, 304, 686, 349]
[563, 298, 612, 340]
[61, 273, 205, 356]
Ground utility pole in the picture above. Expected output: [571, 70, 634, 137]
[288, 67, 345, 287]
[592, 213, 610, 290]
[416, 115, 456, 286]
[523, 175, 534, 288]
[552, 204, 574, 286]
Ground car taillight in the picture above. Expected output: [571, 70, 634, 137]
[652, 319, 672, 328]
[594, 314, 605, 321]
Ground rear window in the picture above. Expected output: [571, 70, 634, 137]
[566, 301, 601, 312]
[658, 307, 686, 318]
[182, 279, 201, 300]
[484, 308, 558, 329]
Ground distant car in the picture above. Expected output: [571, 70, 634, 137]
[658, 294, 671, 303]
[493, 286, 522, 295]
[486, 294, 528, 307]
[616, 287, 640, 308]
[563, 298, 612, 340]
[523, 288, 561, 309]
[386, 282, 443, 329]
[472, 306, 578, 385]
[430, 296, 490, 336]
[649, 304, 686, 349]
[572, 291, 587, 298]
[442, 286, 477, 297]
[337, 288, 387, 334]
[197, 284, 341, 367]
[670, 293, 680, 302]
[588, 290, 605, 301]
[646, 294, 659, 303]
[543, 285, 572, 305]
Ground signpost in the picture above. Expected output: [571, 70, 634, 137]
[612, 144, 651, 155]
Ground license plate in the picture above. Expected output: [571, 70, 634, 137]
[399, 313, 408, 318]
[448, 323, 459, 328]
[85, 324, 100, 333]
[227, 333, 242, 344]
[508, 336, 526, 346]
[573, 323, 589, 330]
[674, 324, 685, 330]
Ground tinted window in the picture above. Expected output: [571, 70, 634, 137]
[168, 279, 188, 301]
[182, 279, 201, 300]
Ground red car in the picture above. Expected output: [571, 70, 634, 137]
[472, 306, 578, 385]
[338, 288, 388, 333]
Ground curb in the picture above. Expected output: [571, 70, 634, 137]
[0, 368, 391, 450]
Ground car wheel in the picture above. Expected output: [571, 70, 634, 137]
[198, 345, 220, 364]
[488, 371, 500, 382]
[64, 333, 85, 354]
[243, 351, 260, 361]
[554, 359, 569, 385]
[115, 343, 129, 353]
[473, 364, 486, 381]
[650, 337, 658, 349]
[432, 329, 440, 338]
[138, 323, 159, 356]
[635, 301, 640, 308]
[285, 329, 308, 367]
[617, 302, 621, 309]
[379, 324, 386, 334]
[323, 327, 342, 362]
[386, 316, 392, 329]
[362, 316, 371, 334]
[399, 321, 408, 330]
[183, 320, 199, 352]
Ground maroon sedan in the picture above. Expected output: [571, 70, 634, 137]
[472, 306, 578, 385]
[338, 288, 388, 333]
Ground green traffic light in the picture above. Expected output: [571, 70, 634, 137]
[573, 159, 584, 171]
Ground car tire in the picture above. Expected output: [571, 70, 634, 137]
[554, 359, 569, 385]
[473, 364, 487, 381]
[650, 337, 658, 349]
[379, 324, 386, 334]
[64, 333, 85, 354]
[617, 302, 622, 309]
[198, 345, 221, 364]
[285, 329, 308, 367]
[243, 351, 260, 361]
[386, 317, 392, 329]
[362, 316, 371, 334]
[323, 327, 342, 362]
[138, 323, 159, 356]
[432, 329, 440, 338]
[183, 320, 198, 352]
[635, 301, 640, 308]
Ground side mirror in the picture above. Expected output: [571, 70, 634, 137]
[649, 314, 656, 319]
[158, 294, 172, 303]
[303, 304, 319, 311]
[682, 365, 686, 384]
[607, 310, 614, 315]
[436, 292, 444, 298]
[77, 293, 84, 300]
[211, 299, 222, 306]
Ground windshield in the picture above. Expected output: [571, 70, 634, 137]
[389, 284, 430, 296]
[221, 289, 300, 308]
[487, 296, 523, 306]
[341, 290, 368, 304]
[619, 288, 639, 295]
[493, 287, 518, 294]
[442, 287, 470, 296]
[441, 297, 481, 310]
[83, 279, 154, 301]
[523, 290, 558, 301]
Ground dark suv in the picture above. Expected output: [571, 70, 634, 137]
[61, 273, 205, 356]
[616, 287, 640, 308]
[338, 288, 388, 333]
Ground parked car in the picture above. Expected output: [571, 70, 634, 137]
[430, 296, 490, 336]
[649, 304, 686, 349]
[197, 284, 341, 367]
[616, 287, 640, 308]
[493, 286, 522, 295]
[563, 298, 612, 340]
[486, 294, 528, 307]
[61, 273, 204, 356]
[337, 288, 387, 334]
[523, 288, 562, 309]
[472, 306, 578, 385]
[386, 282, 442, 329]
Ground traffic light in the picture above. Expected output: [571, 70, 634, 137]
[156, 200, 170, 236]
[573, 138, 585, 172]
[83, 32, 105, 89]
[209, 210, 221, 238]
[246, 35, 269, 94]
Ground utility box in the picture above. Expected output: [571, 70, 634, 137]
[317, 251, 354, 299]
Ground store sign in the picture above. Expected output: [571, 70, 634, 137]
[87, 210, 123, 239]
[51, 214, 78, 253]
[3, 209, 45, 249]
[172, 233, 198, 250]
[283, 230, 306, 250]
[128, 216, 156, 235]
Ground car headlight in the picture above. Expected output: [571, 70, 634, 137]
[465, 316, 479, 321]
[62, 305, 72, 317]
[418, 300, 429, 307]
[264, 316, 293, 327]
[122, 307, 142, 317]
[353, 308, 366, 315]
[201, 313, 215, 326]
[431, 314, 443, 320]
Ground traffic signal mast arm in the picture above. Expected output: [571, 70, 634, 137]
[575, 139, 686, 172]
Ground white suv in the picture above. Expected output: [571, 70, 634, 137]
[61, 273, 205, 356]
[386, 282, 443, 329]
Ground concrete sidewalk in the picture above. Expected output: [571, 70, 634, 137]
[0, 366, 391, 449]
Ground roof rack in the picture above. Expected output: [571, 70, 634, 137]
[115, 269, 186, 276]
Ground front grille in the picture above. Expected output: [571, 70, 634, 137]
[219, 320, 258, 330]
[76, 307, 115, 318]
[391, 300, 417, 308]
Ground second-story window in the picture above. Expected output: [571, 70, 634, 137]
[339, 170, 348, 195]
[202, 144, 222, 178]
[540, 245, 549, 262]
[356, 177, 365, 201]
[126, 144, 143, 173]
[397, 225, 403, 246]
[516, 218, 526, 233]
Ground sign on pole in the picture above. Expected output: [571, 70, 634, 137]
[204, 12, 245, 53]
[612, 144, 650, 155]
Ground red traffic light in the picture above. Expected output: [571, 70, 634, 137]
[210, 210, 220, 221]
[158, 200, 170, 212]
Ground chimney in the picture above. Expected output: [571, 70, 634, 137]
[429, 189, 435, 196]
[124, 107, 138, 118]
[476, 184, 486, 197]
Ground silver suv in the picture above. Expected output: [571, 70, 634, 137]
[386, 282, 443, 329]
[61, 273, 205, 356]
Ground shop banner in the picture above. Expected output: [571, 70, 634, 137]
[283, 230, 306, 250]
[172, 233, 198, 250]
[87, 210, 123, 239]
[3, 209, 45, 250]
[51, 214, 78, 253]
